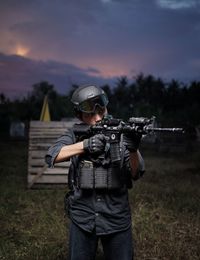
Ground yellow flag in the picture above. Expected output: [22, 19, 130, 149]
[40, 95, 51, 121]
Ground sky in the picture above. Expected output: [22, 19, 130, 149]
[0, 0, 200, 99]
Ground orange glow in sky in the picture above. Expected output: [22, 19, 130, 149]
[97, 64, 128, 78]
[78, 58, 131, 78]
[15, 45, 29, 57]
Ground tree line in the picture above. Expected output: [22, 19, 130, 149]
[0, 73, 200, 134]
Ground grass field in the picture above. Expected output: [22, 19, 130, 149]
[0, 140, 199, 260]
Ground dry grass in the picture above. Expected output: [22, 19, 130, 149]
[0, 140, 199, 259]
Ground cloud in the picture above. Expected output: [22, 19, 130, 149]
[156, 0, 200, 10]
[101, 0, 112, 3]
[0, 53, 116, 99]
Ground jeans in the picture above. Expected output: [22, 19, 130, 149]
[68, 221, 133, 260]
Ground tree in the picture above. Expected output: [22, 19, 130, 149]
[111, 76, 132, 118]
[27, 81, 58, 120]
[133, 74, 165, 118]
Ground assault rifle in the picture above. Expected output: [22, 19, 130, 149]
[73, 116, 184, 164]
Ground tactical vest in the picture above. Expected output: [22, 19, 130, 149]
[78, 159, 122, 189]
[68, 125, 132, 190]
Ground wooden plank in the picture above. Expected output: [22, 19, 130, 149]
[30, 139, 58, 144]
[29, 168, 69, 175]
[28, 174, 68, 184]
[54, 161, 70, 167]
[29, 144, 52, 150]
[29, 159, 70, 167]
[44, 168, 69, 174]
[27, 152, 70, 165]
[30, 133, 67, 136]
[29, 151, 47, 158]
[30, 131, 68, 135]
[29, 159, 46, 166]
[30, 127, 68, 131]
[30, 120, 78, 128]
[30, 184, 67, 189]
[30, 129, 68, 133]
[29, 140, 57, 145]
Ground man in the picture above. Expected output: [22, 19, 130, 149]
[45, 85, 145, 260]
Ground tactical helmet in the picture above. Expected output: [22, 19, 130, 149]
[71, 85, 108, 113]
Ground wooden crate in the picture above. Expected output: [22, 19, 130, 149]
[27, 120, 76, 188]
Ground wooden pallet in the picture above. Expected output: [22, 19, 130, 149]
[27, 120, 76, 189]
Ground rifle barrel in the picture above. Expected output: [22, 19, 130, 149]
[147, 127, 184, 133]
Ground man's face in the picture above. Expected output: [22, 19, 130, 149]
[81, 107, 107, 125]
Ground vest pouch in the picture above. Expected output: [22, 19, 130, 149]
[94, 167, 108, 189]
[79, 160, 122, 190]
[79, 160, 94, 189]
[107, 167, 122, 189]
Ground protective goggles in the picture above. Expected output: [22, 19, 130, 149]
[78, 94, 108, 113]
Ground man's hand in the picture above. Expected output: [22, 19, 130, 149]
[123, 132, 142, 152]
[83, 134, 107, 154]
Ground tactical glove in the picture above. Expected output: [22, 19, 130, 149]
[123, 132, 142, 152]
[83, 134, 107, 154]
